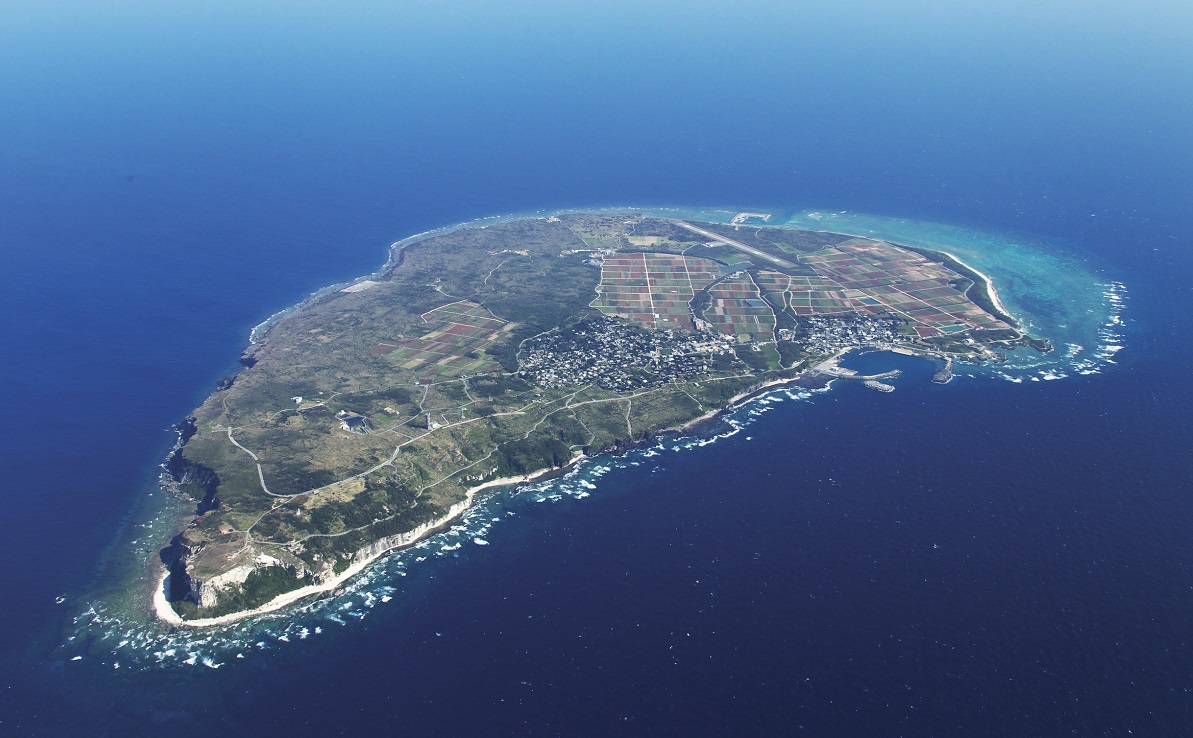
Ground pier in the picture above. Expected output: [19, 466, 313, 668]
[808, 363, 902, 383]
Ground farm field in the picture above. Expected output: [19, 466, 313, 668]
[752, 271, 860, 316]
[701, 272, 777, 342]
[370, 300, 510, 375]
[593, 238, 1011, 341]
[592, 252, 727, 330]
[795, 241, 1014, 336]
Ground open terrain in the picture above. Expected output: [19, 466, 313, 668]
[160, 213, 1046, 622]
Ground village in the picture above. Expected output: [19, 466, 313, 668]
[519, 311, 914, 394]
[517, 315, 738, 391]
[781, 314, 909, 355]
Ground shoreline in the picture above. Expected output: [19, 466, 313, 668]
[663, 351, 849, 436]
[152, 469, 564, 628]
[782, 223, 1019, 329]
[152, 359, 850, 628]
[933, 249, 1015, 325]
[150, 209, 1005, 629]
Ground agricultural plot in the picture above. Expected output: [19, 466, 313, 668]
[752, 271, 862, 316]
[592, 253, 727, 331]
[701, 273, 777, 342]
[370, 300, 510, 375]
[802, 241, 1013, 335]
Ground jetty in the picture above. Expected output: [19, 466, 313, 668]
[932, 357, 954, 384]
[808, 361, 902, 384]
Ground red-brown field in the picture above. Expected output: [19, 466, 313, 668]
[370, 300, 510, 375]
[753, 271, 863, 316]
[592, 253, 728, 330]
[797, 241, 1012, 335]
[702, 273, 777, 342]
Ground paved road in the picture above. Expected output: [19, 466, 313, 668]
[674, 220, 797, 269]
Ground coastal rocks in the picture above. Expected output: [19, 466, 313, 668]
[173, 416, 199, 446]
[932, 359, 954, 384]
[166, 530, 311, 611]
[159, 534, 195, 603]
[166, 450, 221, 515]
[193, 580, 217, 609]
[348, 497, 474, 568]
[192, 554, 287, 608]
[163, 497, 475, 620]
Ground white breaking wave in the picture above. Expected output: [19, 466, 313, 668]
[68, 265, 1120, 671]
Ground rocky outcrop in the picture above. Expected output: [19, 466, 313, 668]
[164, 529, 310, 610]
[346, 497, 473, 569]
[190, 554, 288, 608]
[158, 534, 196, 604]
[165, 447, 221, 514]
[174, 416, 199, 446]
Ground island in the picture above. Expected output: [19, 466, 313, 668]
[156, 212, 1050, 625]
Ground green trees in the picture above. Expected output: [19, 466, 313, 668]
[497, 436, 572, 476]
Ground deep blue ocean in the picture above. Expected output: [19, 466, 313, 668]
[1, 2, 1191, 735]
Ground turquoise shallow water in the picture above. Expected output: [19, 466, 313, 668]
[2, 4, 1189, 733]
[779, 210, 1127, 378]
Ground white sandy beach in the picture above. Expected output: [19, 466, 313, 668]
[935, 249, 1016, 323]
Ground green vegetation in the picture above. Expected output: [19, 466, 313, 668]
[497, 436, 574, 475]
[184, 566, 313, 620]
[734, 345, 772, 372]
[164, 213, 1038, 620]
[334, 387, 414, 415]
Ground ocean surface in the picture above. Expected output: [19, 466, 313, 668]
[1, 2, 1191, 735]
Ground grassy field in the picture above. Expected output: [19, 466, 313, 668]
[165, 214, 1027, 619]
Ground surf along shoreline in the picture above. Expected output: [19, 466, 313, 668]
[153, 470, 560, 628]
[152, 358, 845, 629]
[149, 210, 1005, 629]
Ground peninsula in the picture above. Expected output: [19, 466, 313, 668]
[157, 213, 1049, 625]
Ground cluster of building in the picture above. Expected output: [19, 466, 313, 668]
[518, 315, 736, 391]
[780, 314, 907, 354]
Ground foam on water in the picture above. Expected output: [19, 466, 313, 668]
[55, 209, 1123, 671]
[778, 211, 1128, 382]
[59, 384, 817, 671]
